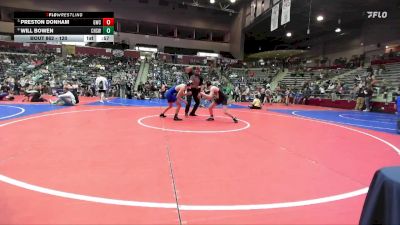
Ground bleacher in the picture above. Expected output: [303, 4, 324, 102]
[0, 52, 54, 82]
[38, 55, 139, 89]
[330, 62, 400, 101]
[374, 63, 400, 89]
[280, 68, 352, 90]
[228, 68, 278, 85]
[1, 39, 399, 103]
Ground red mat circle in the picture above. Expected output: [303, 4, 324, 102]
[0, 109, 398, 210]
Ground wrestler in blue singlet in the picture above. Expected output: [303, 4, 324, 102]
[165, 86, 178, 103]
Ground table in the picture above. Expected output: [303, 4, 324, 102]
[359, 166, 400, 225]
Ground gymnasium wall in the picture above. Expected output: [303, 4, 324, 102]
[116, 32, 231, 53]
[0, 0, 231, 31]
[230, 8, 245, 59]
[305, 18, 400, 61]
[0, 21, 13, 33]
[0, 0, 247, 58]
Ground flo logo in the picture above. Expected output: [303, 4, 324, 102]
[366, 11, 388, 19]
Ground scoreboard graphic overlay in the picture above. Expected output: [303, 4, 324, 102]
[14, 12, 114, 43]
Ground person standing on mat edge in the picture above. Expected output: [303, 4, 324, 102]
[95, 74, 108, 103]
[185, 66, 203, 117]
[200, 81, 238, 123]
[160, 81, 192, 121]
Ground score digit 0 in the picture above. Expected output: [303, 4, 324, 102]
[102, 26, 114, 34]
[102, 18, 114, 26]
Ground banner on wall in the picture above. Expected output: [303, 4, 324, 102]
[245, 5, 252, 26]
[281, 0, 291, 25]
[271, 3, 280, 31]
[263, 0, 271, 12]
[250, 0, 256, 21]
[112, 49, 124, 57]
[221, 57, 238, 64]
[62, 45, 76, 55]
[273, 0, 280, 5]
[256, 0, 262, 17]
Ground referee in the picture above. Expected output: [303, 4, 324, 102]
[185, 66, 203, 116]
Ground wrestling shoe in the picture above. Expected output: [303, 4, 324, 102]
[233, 117, 238, 123]
[159, 114, 166, 118]
[174, 116, 183, 121]
[206, 117, 214, 121]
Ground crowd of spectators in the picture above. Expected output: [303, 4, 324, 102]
[0, 49, 141, 102]
[1, 44, 399, 111]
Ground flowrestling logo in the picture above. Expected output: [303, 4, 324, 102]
[366, 11, 388, 19]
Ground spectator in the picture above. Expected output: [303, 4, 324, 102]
[354, 74, 362, 84]
[259, 86, 266, 103]
[364, 87, 373, 112]
[367, 66, 373, 75]
[249, 95, 262, 109]
[160, 83, 167, 99]
[319, 86, 326, 95]
[95, 74, 108, 103]
[22, 85, 39, 102]
[327, 83, 336, 92]
[126, 82, 133, 99]
[233, 85, 240, 102]
[378, 64, 386, 76]
[13, 80, 21, 95]
[30, 86, 47, 102]
[50, 86, 77, 106]
[285, 88, 291, 105]
[265, 87, 273, 104]
[0, 83, 11, 101]
[355, 87, 366, 110]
